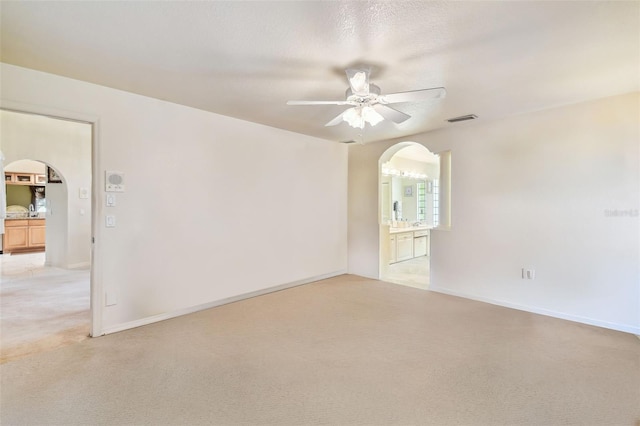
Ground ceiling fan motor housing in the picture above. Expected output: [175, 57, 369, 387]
[346, 84, 381, 106]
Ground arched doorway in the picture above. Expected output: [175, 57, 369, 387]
[3, 159, 49, 254]
[2, 159, 71, 266]
[379, 143, 440, 289]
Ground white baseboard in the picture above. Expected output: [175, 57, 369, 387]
[43, 260, 90, 269]
[101, 270, 347, 336]
[429, 285, 640, 335]
[67, 261, 90, 270]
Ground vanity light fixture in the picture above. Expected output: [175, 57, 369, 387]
[381, 166, 427, 180]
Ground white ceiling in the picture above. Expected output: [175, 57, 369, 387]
[1, 1, 638, 144]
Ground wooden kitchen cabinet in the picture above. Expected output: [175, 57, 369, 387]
[3, 219, 46, 253]
[4, 172, 46, 185]
[28, 220, 46, 248]
[4, 221, 29, 251]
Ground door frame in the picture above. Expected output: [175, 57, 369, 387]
[378, 142, 441, 286]
[1, 100, 103, 337]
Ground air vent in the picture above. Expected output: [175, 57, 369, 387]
[446, 114, 477, 123]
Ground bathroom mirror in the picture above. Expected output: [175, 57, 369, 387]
[380, 146, 440, 227]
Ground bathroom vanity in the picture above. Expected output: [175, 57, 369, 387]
[389, 226, 430, 264]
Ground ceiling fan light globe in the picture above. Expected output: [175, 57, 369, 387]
[362, 106, 384, 126]
[342, 107, 365, 129]
[342, 106, 383, 129]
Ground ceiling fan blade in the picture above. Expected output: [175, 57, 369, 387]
[325, 111, 346, 127]
[379, 87, 446, 104]
[373, 104, 411, 124]
[287, 100, 349, 106]
[345, 67, 370, 96]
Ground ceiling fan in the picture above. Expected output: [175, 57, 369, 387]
[287, 66, 446, 129]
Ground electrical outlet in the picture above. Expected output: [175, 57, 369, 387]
[105, 291, 117, 306]
[522, 268, 536, 279]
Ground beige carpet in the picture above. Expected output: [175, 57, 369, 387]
[1, 274, 638, 425]
[0, 252, 90, 363]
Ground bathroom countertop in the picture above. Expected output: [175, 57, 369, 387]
[388, 225, 431, 234]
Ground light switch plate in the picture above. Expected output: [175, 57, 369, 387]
[79, 187, 89, 199]
[105, 215, 116, 228]
[106, 194, 116, 207]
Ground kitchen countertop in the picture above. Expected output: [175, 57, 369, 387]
[4, 216, 46, 220]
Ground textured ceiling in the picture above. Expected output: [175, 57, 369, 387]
[1, 1, 638, 144]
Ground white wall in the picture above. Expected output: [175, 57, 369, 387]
[348, 92, 640, 334]
[5, 159, 46, 174]
[387, 156, 438, 180]
[44, 183, 69, 267]
[1, 63, 348, 333]
[1, 111, 92, 268]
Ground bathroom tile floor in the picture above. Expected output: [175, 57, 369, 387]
[0, 252, 90, 363]
[383, 255, 430, 290]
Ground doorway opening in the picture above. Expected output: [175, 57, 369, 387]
[379, 143, 440, 289]
[1, 109, 94, 363]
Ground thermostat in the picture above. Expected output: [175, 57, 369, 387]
[105, 171, 125, 192]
